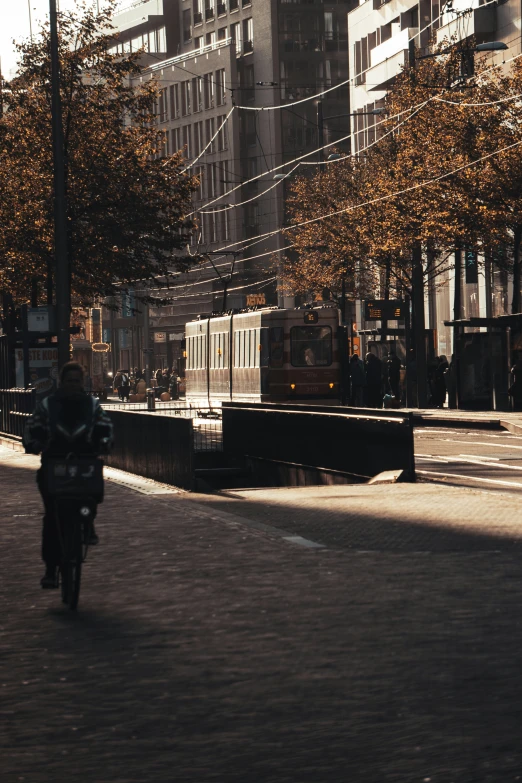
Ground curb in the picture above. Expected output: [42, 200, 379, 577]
[0, 435, 24, 452]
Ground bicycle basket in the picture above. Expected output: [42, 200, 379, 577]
[45, 457, 104, 498]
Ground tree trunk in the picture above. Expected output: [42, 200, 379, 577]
[412, 242, 428, 408]
[512, 225, 522, 314]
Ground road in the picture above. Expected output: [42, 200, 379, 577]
[415, 426, 522, 491]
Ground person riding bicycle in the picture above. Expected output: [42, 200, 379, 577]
[23, 362, 113, 589]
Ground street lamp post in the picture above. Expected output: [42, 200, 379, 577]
[49, 0, 70, 369]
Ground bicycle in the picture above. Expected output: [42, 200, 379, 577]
[45, 455, 104, 611]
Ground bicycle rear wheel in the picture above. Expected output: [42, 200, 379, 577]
[60, 519, 83, 611]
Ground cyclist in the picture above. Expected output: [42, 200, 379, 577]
[23, 362, 113, 589]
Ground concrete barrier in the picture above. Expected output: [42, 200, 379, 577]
[222, 402, 415, 483]
[107, 409, 194, 490]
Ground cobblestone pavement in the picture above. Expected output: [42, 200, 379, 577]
[3, 446, 522, 783]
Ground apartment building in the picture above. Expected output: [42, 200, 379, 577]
[347, 0, 522, 358]
[106, 0, 358, 370]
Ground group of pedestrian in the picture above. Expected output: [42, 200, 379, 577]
[348, 351, 403, 409]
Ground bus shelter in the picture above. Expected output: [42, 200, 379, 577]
[444, 315, 522, 411]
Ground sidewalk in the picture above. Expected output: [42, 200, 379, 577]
[3, 446, 522, 782]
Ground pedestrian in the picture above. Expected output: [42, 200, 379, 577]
[433, 355, 449, 408]
[120, 370, 131, 402]
[364, 352, 383, 408]
[155, 368, 163, 385]
[386, 351, 402, 400]
[349, 353, 366, 407]
[509, 354, 522, 411]
[444, 354, 457, 409]
[113, 369, 123, 399]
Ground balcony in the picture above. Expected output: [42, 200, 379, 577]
[205, 6, 215, 19]
[365, 48, 408, 91]
[217, 2, 226, 14]
[436, 3, 497, 47]
[370, 27, 417, 70]
[243, 39, 253, 53]
[193, 11, 203, 24]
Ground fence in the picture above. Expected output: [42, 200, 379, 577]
[102, 401, 223, 452]
[0, 388, 36, 439]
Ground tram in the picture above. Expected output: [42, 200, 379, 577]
[185, 306, 341, 405]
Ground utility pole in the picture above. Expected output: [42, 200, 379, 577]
[49, 0, 70, 369]
[412, 241, 428, 408]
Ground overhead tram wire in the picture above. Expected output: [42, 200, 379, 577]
[207, 137, 522, 257]
[191, 55, 522, 215]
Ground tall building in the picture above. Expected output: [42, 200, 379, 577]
[107, 0, 357, 371]
[347, 0, 522, 358]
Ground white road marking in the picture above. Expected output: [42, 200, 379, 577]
[417, 469, 522, 488]
[282, 535, 326, 549]
[416, 453, 522, 472]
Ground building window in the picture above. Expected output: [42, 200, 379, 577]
[194, 35, 204, 50]
[204, 73, 215, 109]
[169, 84, 179, 119]
[205, 117, 216, 152]
[181, 80, 191, 115]
[216, 68, 226, 106]
[218, 26, 227, 41]
[158, 88, 168, 123]
[205, 0, 215, 21]
[182, 125, 192, 159]
[193, 121, 204, 156]
[193, 0, 203, 25]
[171, 127, 181, 154]
[243, 18, 253, 53]
[183, 9, 192, 43]
[216, 115, 228, 150]
[192, 76, 203, 111]
[206, 31, 216, 47]
[231, 22, 242, 55]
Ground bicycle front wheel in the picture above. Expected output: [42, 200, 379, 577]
[60, 521, 83, 611]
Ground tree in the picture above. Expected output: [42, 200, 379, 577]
[0, 1, 199, 306]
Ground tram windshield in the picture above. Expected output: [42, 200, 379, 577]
[290, 326, 332, 367]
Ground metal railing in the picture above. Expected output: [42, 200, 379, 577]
[102, 400, 223, 452]
[0, 388, 36, 439]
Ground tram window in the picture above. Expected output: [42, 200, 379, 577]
[270, 327, 284, 368]
[290, 326, 332, 367]
[260, 328, 270, 367]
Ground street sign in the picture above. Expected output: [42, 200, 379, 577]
[154, 332, 167, 343]
[27, 306, 54, 333]
[304, 311, 318, 324]
[364, 300, 408, 321]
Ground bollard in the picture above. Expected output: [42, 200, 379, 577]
[146, 389, 156, 411]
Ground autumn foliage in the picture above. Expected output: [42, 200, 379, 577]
[283, 42, 522, 311]
[0, 1, 198, 306]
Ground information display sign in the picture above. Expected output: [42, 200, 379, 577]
[364, 300, 408, 321]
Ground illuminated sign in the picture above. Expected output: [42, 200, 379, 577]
[303, 311, 318, 324]
[246, 294, 266, 306]
[364, 300, 408, 321]
[92, 342, 110, 353]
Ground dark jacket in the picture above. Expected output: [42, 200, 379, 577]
[23, 391, 113, 460]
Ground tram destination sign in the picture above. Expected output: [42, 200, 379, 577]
[364, 299, 408, 321]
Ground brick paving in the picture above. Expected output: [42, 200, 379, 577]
[2, 446, 522, 782]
